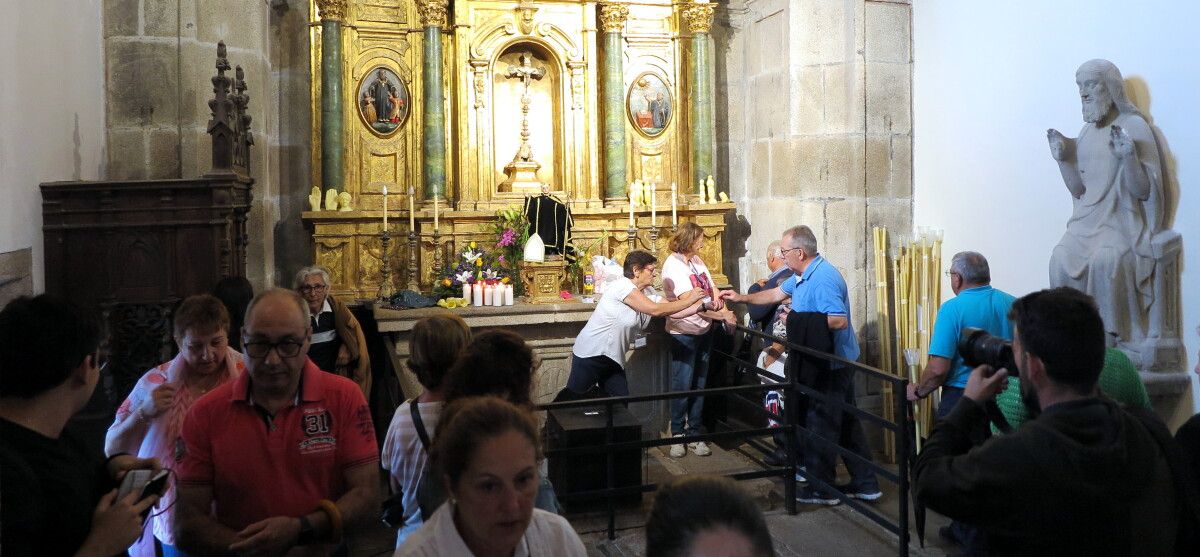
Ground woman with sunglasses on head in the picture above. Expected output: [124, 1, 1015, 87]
[105, 294, 244, 557]
[564, 250, 705, 399]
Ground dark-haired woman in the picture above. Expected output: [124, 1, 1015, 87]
[396, 397, 587, 557]
[565, 250, 705, 399]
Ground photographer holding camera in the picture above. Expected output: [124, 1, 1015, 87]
[915, 287, 1198, 555]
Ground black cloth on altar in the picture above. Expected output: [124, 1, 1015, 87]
[524, 194, 574, 257]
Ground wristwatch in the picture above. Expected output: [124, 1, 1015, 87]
[296, 515, 316, 546]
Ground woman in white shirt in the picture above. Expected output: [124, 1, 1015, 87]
[660, 223, 735, 458]
[396, 396, 588, 557]
[566, 250, 705, 398]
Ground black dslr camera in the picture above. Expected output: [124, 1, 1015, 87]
[958, 327, 1018, 377]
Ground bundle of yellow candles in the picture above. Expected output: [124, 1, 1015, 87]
[872, 226, 943, 459]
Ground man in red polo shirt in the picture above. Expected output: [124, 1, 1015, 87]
[175, 288, 379, 555]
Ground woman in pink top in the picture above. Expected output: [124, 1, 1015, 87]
[105, 294, 244, 557]
[660, 223, 736, 459]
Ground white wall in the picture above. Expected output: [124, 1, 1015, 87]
[0, 0, 106, 290]
[913, 0, 1199, 414]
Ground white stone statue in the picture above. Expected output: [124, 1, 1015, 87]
[1047, 59, 1182, 369]
[324, 189, 340, 211]
[309, 186, 322, 211]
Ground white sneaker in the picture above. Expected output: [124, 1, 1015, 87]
[689, 441, 712, 457]
[669, 435, 686, 458]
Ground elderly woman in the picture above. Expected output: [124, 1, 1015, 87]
[660, 222, 735, 458]
[566, 250, 705, 398]
[295, 266, 371, 399]
[382, 314, 473, 547]
[396, 397, 587, 557]
[105, 294, 244, 557]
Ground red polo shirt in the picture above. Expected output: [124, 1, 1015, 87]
[178, 359, 378, 530]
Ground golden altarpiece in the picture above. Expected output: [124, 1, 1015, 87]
[303, 0, 732, 300]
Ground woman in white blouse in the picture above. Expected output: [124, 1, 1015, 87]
[565, 250, 705, 398]
[396, 396, 587, 557]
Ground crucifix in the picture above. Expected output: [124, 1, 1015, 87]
[504, 51, 545, 163]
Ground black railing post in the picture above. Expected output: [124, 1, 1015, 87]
[895, 380, 911, 554]
[783, 346, 798, 515]
[605, 398, 616, 540]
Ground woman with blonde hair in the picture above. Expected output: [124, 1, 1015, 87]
[661, 222, 735, 458]
[382, 314, 473, 547]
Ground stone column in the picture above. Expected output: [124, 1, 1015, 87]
[316, 0, 346, 194]
[418, 0, 449, 200]
[599, 3, 630, 200]
[683, 2, 716, 194]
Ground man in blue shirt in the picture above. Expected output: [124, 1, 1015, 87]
[723, 225, 878, 505]
[908, 251, 1016, 420]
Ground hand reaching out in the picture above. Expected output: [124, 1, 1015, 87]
[1109, 125, 1134, 158]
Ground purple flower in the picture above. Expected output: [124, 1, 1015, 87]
[498, 228, 516, 247]
[498, 255, 507, 265]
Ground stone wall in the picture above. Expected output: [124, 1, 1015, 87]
[103, 0, 281, 289]
[716, 0, 913, 369]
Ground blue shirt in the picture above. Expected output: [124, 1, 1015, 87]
[928, 285, 1016, 388]
[779, 255, 859, 367]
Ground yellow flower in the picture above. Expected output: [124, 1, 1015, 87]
[501, 276, 511, 284]
[475, 259, 483, 267]
[442, 278, 452, 287]
[469, 241, 476, 249]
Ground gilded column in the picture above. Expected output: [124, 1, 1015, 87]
[316, 0, 346, 194]
[599, 3, 630, 200]
[418, 0, 449, 200]
[683, 3, 716, 194]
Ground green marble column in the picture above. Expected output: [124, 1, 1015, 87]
[320, 19, 344, 194]
[599, 4, 630, 200]
[684, 4, 716, 194]
[420, 3, 448, 200]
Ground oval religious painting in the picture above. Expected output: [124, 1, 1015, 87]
[627, 72, 672, 137]
[357, 66, 410, 136]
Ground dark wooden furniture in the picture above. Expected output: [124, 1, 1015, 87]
[40, 42, 254, 418]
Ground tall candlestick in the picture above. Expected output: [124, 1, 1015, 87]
[670, 182, 677, 227]
[433, 194, 439, 232]
[408, 186, 416, 230]
[650, 183, 657, 226]
[628, 188, 635, 228]
[382, 185, 389, 232]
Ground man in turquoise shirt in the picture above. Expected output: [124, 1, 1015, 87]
[908, 251, 1015, 419]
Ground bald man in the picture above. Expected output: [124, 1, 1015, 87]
[176, 289, 379, 555]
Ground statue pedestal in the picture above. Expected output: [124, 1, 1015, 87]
[498, 159, 543, 193]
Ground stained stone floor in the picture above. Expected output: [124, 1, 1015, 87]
[350, 440, 958, 557]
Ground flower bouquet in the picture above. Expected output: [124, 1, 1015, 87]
[432, 241, 515, 300]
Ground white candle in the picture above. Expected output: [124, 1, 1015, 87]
[629, 188, 635, 228]
[462, 283, 470, 302]
[484, 284, 493, 305]
[382, 185, 388, 232]
[505, 284, 514, 305]
[670, 182, 677, 226]
[650, 183, 657, 226]
[408, 186, 416, 230]
[433, 193, 439, 232]
[472, 283, 483, 306]
[493, 286, 503, 306]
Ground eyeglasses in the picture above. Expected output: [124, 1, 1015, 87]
[944, 270, 960, 277]
[780, 247, 803, 257]
[299, 284, 327, 293]
[242, 339, 305, 359]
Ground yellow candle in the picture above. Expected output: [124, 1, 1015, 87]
[382, 185, 388, 232]
[408, 186, 416, 230]
[670, 182, 677, 226]
[650, 183, 657, 226]
[433, 193, 439, 232]
[628, 188, 635, 228]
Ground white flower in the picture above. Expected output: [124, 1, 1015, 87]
[482, 269, 500, 280]
[462, 249, 482, 264]
[455, 271, 474, 284]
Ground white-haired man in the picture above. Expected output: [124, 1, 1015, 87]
[295, 267, 371, 399]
